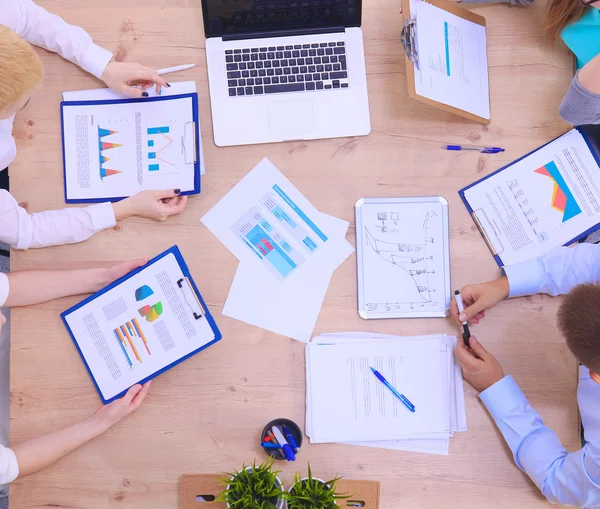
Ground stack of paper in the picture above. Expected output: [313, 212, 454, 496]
[201, 158, 354, 342]
[305, 332, 467, 455]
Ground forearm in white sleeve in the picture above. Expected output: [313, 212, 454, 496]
[0, 190, 116, 249]
[5, 0, 113, 79]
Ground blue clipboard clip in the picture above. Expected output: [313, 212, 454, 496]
[177, 277, 206, 320]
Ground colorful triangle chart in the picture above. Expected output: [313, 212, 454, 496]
[98, 127, 118, 138]
[100, 168, 123, 179]
[100, 142, 122, 150]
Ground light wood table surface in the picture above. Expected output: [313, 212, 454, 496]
[8, 0, 578, 507]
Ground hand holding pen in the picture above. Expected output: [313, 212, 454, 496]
[450, 278, 510, 325]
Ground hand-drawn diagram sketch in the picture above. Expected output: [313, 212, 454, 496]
[357, 199, 450, 317]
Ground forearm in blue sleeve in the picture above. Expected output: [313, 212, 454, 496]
[481, 376, 600, 507]
[503, 244, 600, 298]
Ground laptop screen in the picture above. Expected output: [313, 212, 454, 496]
[202, 0, 361, 39]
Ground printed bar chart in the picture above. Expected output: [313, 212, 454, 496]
[146, 126, 174, 172]
[113, 318, 151, 365]
[147, 126, 170, 135]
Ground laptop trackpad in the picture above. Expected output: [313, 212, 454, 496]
[267, 100, 315, 137]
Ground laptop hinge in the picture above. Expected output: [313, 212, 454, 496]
[222, 26, 345, 42]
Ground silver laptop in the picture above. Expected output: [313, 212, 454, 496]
[202, 0, 371, 147]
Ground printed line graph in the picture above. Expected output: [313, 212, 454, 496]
[364, 211, 438, 311]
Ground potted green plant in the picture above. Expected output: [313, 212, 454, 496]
[285, 464, 349, 509]
[217, 459, 285, 509]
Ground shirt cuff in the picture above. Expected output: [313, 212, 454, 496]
[0, 274, 8, 307]
[80, 44, 113, 80]
[1, 447, 19, 484]
[503, 259, 545, 298]
[479, 375, 528, 420]
[88, 202, 116, 232]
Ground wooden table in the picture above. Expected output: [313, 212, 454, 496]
[9, 0, 578, 507]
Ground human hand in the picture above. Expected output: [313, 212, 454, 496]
[0, 312, 5, 336]
[454, 336, 505, 392]
[93, 383, 150, 432]
[113, 189, 188, 221]
[92, 259, 148, 292]
[450, 277, 509, 325]
[101, 62, 169, 98]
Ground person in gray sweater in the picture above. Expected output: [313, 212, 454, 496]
[559, 56, 600, 126]
[459, 0, 600, 126]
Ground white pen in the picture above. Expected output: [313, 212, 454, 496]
[157, 64, 196, 76]
[454, 290, 471, 347]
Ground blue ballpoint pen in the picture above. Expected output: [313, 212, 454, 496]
[443, 144, 505, 154]
[369, 367, 416, 412]
[261, 442, 283, 449]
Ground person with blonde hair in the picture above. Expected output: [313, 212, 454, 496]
[0, 0, 188, 250]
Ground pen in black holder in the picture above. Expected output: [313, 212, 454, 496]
[260, 418, 302, 461]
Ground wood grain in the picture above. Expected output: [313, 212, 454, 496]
[9, 0, 577, 507]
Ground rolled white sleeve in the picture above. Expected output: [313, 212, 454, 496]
[0, 275, 8, 308]
[0, 445, 19, 485]
[0, 190, 116, 249]
[0, 0, 113, 79]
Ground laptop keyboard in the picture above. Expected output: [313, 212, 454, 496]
[225, 41, 348, 97]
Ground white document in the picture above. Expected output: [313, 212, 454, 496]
[413, 2, 490, 119]
[307, 339, 446, 442]
[202, 158, 345, 297]
[223, 213, 354, 343]
[356, 199, 450, 317]
[62, 94, 200, 201]
[464, 129, 600, 266]
[63, 252, 217, 402]
[62, 81, 197, 101]
[306, 333, 467, 455]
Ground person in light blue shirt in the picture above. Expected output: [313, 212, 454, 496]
[451, 243, 600, 508]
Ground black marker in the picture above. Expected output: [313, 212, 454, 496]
[454, 290, 471, 347]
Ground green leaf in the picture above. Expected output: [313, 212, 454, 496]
[284, 464, 350, 509]
[216, 460, 284, 509]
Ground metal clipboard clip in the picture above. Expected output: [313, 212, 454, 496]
[177, 277, 206, 320]
[183, 121, 197, 165]
[471, 209, 505, 256]
[401, 18, 419, 69]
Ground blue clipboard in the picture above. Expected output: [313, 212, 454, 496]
[459, 125, 600, 267]
[61, 245, 221, 404]
[60, 93, 202, 204]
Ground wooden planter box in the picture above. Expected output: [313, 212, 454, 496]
[180, 474, 380, 509]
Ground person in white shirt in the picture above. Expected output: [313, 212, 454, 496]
[0, 0, 188, 248]
[0, 2, 184, 498]
[0, 261, 150, 485]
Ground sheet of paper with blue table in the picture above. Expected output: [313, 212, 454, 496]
[202, 158, 345, 296]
